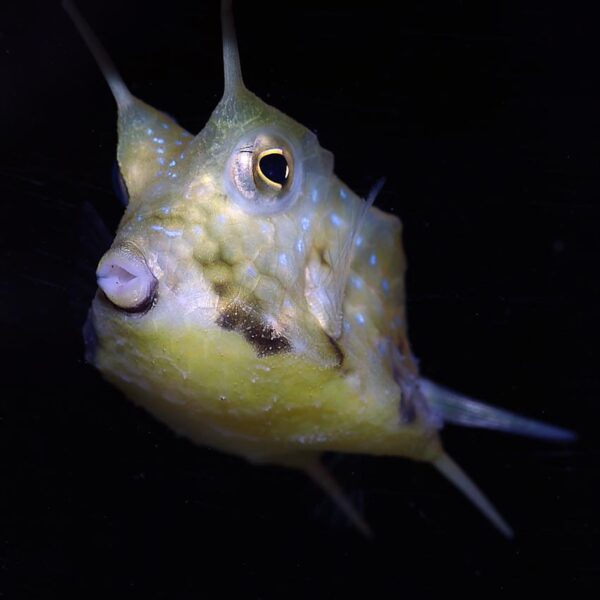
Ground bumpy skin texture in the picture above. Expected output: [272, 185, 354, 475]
[89, 87, 442, 467]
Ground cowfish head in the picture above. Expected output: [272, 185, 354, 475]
[85, 0, 373, 371]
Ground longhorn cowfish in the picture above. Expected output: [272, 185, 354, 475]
[65, 0, 574, 537]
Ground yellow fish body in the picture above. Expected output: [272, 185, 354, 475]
[66, 0, 573, 537]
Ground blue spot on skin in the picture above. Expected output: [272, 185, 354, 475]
[369, 253, 377, 266]
[158, 158, 165, 165]
[355, 313, 365, 325]
[351, 275, 363, 289]
[169, 160, 176, 167]
[168, 172, 178, 179]
[381, 279, 390, 292]
[161, 123, 170, 129]
[301, 217, 311, 231]
[146, 128, 153, 135]
[311, 189, 319, 203]
[175, 140, 183, 146]
[157, 147, 165, 154]
[278, 253, 289, 266]
[179, 153, 186, 160]
[329, 213, 343, 228]
[339, 188, 348, 200]
[152, 137, 165, 144]
[192, 225, 203, 236]
[296, 239, 305, 254]
[161, 207, 170, 214]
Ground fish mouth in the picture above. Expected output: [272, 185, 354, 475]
[96, 243, 158, 313]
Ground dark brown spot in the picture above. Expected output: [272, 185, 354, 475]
[326, 334, 344, 367]
[217, 302, 291, 357]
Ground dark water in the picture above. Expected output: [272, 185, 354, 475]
[2, 1, 599, 597]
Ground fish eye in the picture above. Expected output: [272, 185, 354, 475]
[225, 129, 302, 215]
[256, 149, 289, 189]
[96, 244, 157, 313]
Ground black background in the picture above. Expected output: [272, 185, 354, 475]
[2, 1, 599, 597]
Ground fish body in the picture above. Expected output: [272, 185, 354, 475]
[67, 0, 573, 536]
[90, 91, 438, 466]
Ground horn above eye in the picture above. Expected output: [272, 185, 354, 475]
[97, 244, 157, 313]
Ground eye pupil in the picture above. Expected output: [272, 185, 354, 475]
[258, 152, 289, 186]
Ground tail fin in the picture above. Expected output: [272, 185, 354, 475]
[434, 453, 513, 538]
[421, 379, 576, 442]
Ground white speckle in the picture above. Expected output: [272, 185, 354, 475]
[157, 157, 165, 165]
[278, 253, 289, 267]
[152, 137, 165, 144]
[192, 225, 203, 236]
[369, 253, 377, 266]
[157, 147, 165, 154]
[167, 172, 178, 179]
[160, 206, 170, 214]
[329, 213, 343, 228]
[179, 153, 186, 160]
[136, 214, 144, 222]
[146, 128, 153, 135]
[151, 225, 182, 237]
[355, 313, 365, 325]
[296, 239, 305, 254]
[381, 278, 390, 292]
[301, 217, 311, 231]
[169, 160, 176, 167]
[343, 320, 352, 333]
[161, 123, 170, 129]
[311, 189, 320, 203]
[339, 187, 348, 200]
[355, 235, 363, 248]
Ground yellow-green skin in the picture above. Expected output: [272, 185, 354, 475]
[89, 85, 442, 470]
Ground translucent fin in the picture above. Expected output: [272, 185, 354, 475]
[434, 453, 513, 538]
[63, 0, 132, 109]
[304, 460, 373, 538]
[421, 379, 576, 442]
[221, 0, 245, 95]
[305, 178, 384, 340]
